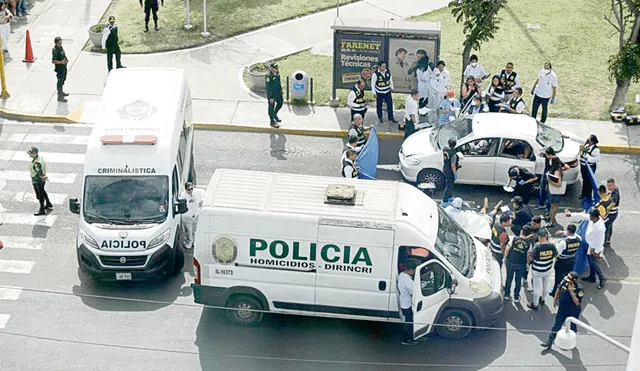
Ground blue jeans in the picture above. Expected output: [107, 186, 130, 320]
[504, 262, 526, 298]
[401, 307, 414, 342]
[538, 175, 550, 211]
[17, 0, 28, 14]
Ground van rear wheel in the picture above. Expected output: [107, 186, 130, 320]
[435, 308, 473, 340]
[226, 295, 263, 326]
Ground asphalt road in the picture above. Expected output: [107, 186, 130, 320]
[0, 129, 638, 370]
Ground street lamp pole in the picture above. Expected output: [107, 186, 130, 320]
[201, 0, 211, 37]
[336, 0, 340, 18]
[184, 0, 193, 30]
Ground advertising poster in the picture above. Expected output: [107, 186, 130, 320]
[387, 37, 438, 94]
[335, 33, 386, 90]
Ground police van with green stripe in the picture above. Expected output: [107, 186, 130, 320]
[192, 169, 503, 340]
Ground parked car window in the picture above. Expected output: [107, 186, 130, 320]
[458, 138, 497, 157]
[537, 122, 564, 153]
[499, 139, 533, 161]
[433, 117, 473, 149]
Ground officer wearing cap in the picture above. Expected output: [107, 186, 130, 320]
[265, 63, 283, 128]
[51, 36, 69, 103]
[541, 271, 584, 350]
[101, 16, 126, 72]
[28, 147, 52, 216]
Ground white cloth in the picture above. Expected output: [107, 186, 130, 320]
[571, 213, 606, 254]
[101, 23, 117, 50]
[371, 70, 394, 94]
[534, 69, 558, 99]
[180, 188, 205, 219]
[444, 205, 466, 226]
[532, 270, 552, 306]
[404, 96, 419, 122]
[398, 271, 414, 309]
[416, 68, 431, 98]
[347, 88, 364, 110]
[463, 63, 488, 82]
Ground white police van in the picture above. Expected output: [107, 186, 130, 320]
[69, 68, 195, 281]
[191, 169, 503, 340]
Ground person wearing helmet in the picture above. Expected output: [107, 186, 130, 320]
[508, 165, 538, 205]
[439, 89, 460, 126]
[28, 146, 53, 216]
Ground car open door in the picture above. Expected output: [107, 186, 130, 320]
[412, 260, 453, 340]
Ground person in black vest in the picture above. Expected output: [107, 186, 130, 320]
[551, 224, 582, 297]
[371, 60, 398, 126]
[527, 229, 557, 311]
[498, 62, 520, 102]
[347, 114, 371, 148]
[51, 36, 69, 103]
[541, 271, 584, 350]
[522, 216, 543, 292]
[490, 214, 511, 268]
[140, 0, 163, 32]
[342, 149, 359, 179]
[501, 87, 525, 114]
[503, 224, 533, 302]
[578, 134, 600, 199]
[508, 165, 538, 205]
[101, 16, 126, 72]
[442, 137, 459, 201]
[347, 79, 367, 121]
[510, 196, 533, 237]
[605, 178, 620, 247]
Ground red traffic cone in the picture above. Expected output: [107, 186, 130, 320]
[23, 29, 36, 63]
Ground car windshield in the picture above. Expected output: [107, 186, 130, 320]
[83, 176, 169, 224]
[537, 122, 564, 152]
[433, 117, 473, 149]
[434, 207, 475, 277]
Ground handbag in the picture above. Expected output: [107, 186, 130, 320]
[547, 174, 567, 195]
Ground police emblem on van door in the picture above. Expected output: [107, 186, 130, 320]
[212, 236, 237, 265]
[119, 232, 128, 239]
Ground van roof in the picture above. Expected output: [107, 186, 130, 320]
[204, 169, 406, 222]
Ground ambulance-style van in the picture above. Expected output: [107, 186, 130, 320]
[192, 169, 503, 340]
[69, 68, 195, 281]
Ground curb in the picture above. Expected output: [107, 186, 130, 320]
[0, 107, 76, 124]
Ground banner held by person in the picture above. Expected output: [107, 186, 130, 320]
[357, 127, 379, 180]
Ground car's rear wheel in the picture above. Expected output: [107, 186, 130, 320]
[417, 168, 445, 190]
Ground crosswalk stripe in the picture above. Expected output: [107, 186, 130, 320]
[0, 314, 9, 329]
[0, 149, 85, 164]
[0, 132, 89, 145]
[0, 190, 67, 205]
[0, 170, 77, 184]
[0, 259, 35, 274]
[0, 287, 22, 300]
[0, 213, 57, 227]
[0, 236, 46, 250]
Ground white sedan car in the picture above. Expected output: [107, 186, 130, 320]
[399, 113, 581, 190]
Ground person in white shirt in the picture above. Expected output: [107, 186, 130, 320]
[463, 55, 490, 87]
[403, 90, 420, 139]
[371, 60, 398, 125]
[347, 79, 367, 121]
[415, 62, 431, 109]
[397, 262, 417, 345]
[565, 208, 606, 289]
[428, 60, 451, 124]
[500, 87, 526, 114]
[497, 62, 521, 101]
[179, 182, 205, 250]
[341, 150, 359, 179]
[531, 62, 558, 123]
[578, 134, 600, 199]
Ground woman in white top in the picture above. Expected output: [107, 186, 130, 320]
[485, 75, 505, 112]
[0, 2, 12, 52]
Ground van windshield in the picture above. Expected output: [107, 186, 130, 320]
[83, 176, 169, 224]
[434, 207, 474, 277]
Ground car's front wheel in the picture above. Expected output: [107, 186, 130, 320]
[417, 168, 445, 190]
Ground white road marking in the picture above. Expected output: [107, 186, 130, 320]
[0, 314, 9, 329]
[0, 236, 46, 250]
[0, 259, 35, 274]
[0, 132, 89, 145]
[0, 190, 67, 205]
[0, 213, 57, 227]
[0, 287, 22, 300]
[0, 170, 77, 184]
[0, 150, 85, 164]
[377, 164, 401, 171]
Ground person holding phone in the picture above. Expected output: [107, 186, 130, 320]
[541, 271, 584, 350]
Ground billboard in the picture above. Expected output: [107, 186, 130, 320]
[334, 33, 386, 90]
[387, 36, 438, 93]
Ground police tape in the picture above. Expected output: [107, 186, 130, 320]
[0, 284, 632, 338]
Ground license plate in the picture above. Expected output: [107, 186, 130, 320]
[115, 272, 132, 280]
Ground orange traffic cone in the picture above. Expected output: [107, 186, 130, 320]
[23, 29, 36, 63]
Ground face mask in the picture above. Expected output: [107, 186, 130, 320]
[544, 68, 551, 74]
[471, 62, 478, 67]
[448, 98, 454, 102]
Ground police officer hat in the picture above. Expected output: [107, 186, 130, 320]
[27, 146, 39, 155]
[108, 15, 115, 21]
[54, 36, 62, 43]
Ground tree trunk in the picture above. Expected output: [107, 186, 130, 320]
[460, 43, 473, 97]
[611, 78, 631, 111]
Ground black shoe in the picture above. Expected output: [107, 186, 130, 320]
[117, 65, 126, 69]
[34, 209, 45, 216]
[578, 195, 585, 200]
[400, 340, 417, 346]
[275, 117, 282, 123]
[581, 277, 596, 283]
[539, 299, 546, 306]
[270, 121, 280, 128]
[45, 204, 53, 210]
[155, 26, 160, 31]
[390, 119, 398, 124]
[144, 26, 149, 32]
[598, 279, 606, 289]
[527, 303, 539, 311]
[62, 92, 69, 97]
[540, 340, 552, 349]
[57, 97, 67, 102]
[378, 118, 384, 124]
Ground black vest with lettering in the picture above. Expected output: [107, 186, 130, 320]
[559, 235, 581, 261]
[509, 96, 523, 112]
[490, 223, 506, 255]
[532, 243, 556, 273]
[499, 70, 518, 93]
[350, 124, 367, 146]
[351, 86, 366, 111]
[609, 187, 620, 216]
[342, 159, 358, 178]
[375, 70, 392, 94]
[508, 236, 530, 265]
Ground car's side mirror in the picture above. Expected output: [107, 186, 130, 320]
[174, 198, 188, 215]
[69, 197, 80, 214]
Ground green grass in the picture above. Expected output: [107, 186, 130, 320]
[89, 0, 357, 53]
[272, 0, 640, 120]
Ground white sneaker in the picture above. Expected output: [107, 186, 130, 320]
[527, 286, 533, 293]
[513, 296, 520, 303]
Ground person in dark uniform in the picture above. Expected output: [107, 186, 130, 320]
[510, 196, 533, 237]
[605, 178, 620, 247]
[347, 79, 367, 120]
[140, 0, 163, 32]
[541, 271, 584, 350]
[508, 165, 538, 204]
[578, 134, 600, 199]
[498, 62, 520, 102]
[51, 36, 69, 103]
[527, 229, 557, 311]
[347, 113, 371, 148]
[522, 216, 543, 292]
[500, 87, 525, 114]
[490, 214, 511, 268]
[371, 60, 397, 126]
[503, 224, 533, 302]
[551, 224, 581, 297]
[265, 63, 283, 128]
[442, 138, 459, 201]
[28, 147, 52, 216]
[101, 16, 126, 72]
[341, 149, 359, 179]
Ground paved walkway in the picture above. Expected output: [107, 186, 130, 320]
[0, 0, 638, 153]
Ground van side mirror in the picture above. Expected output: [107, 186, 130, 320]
[69, 198, 80, 214]
[446, 275, 458, 293]
[175, 198, 188, 214]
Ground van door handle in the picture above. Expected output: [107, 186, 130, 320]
[378, 280, 386, 291]
[417, 301, 423, 311]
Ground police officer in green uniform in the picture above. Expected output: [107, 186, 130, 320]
[102, 16, 126, 72]
[28, 147, 52, 216]
[550, 224, 581, 297]
[442, 138, 459, 201]
[342, 149, 359, 179]
[265, 63, 283, 128]
[51, 37, 69, 103]
[541, 271, 584, 350]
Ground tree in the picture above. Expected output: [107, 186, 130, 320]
[449, 0, 506, 92]
[605, 0, 640, 111]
